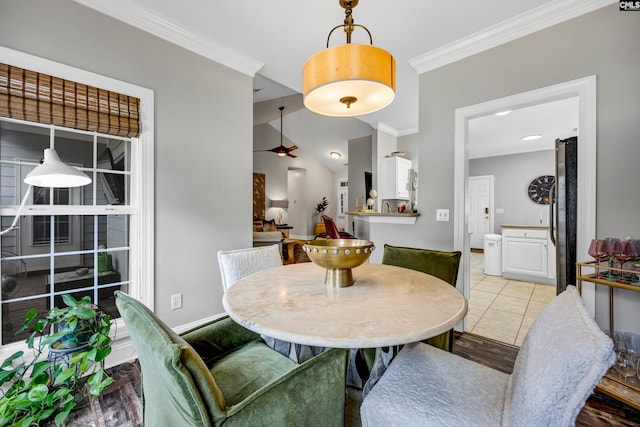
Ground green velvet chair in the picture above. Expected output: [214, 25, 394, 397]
[355, 245, 463, 392]
[381, 244, 462, 352]
[115, 291, 348, 426]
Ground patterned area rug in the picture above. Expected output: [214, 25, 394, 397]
[43, 362, 143, 427]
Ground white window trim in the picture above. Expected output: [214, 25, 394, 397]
[0, 45, 154, 366]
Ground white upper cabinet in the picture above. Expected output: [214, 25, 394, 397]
[380, 157, 412, 200]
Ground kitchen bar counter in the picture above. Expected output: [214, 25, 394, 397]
[501, 224, 549, 229]
[347, 211, 420, 225]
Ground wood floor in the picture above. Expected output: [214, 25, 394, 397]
[53, 333, 639, 426]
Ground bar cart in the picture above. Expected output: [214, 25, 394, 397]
[576, 261, 640, 410]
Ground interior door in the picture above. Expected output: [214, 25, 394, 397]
[336, 179, 348, 231]
[469, 175, 494, 250]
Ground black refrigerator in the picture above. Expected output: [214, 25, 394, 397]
[550, 136, 578, 294]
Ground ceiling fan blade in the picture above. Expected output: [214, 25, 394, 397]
[288, 145, 298, 151]
[286, 153, 297, 158]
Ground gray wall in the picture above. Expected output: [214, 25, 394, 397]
[470, 150, 555, 233]
[416, 5, 640, 332]
[253, 123, 337, 237]
[0, 0, 253, 326]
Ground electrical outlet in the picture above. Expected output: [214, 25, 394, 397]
[436, 209, 449, 222]
[171, 293, 182, 310]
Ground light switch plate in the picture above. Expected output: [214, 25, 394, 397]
[436, 209, 449, 222]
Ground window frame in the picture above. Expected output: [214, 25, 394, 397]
[0, 46, 154, 358]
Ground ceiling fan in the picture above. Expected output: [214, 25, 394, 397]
[255, 106, 298, 158]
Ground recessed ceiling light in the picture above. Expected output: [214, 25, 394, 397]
[329, 151, 342, 159]
[522, 134, 542, 141]
[495, 110, 512, 116]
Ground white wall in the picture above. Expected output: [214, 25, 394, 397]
[1, 0, 253, 326]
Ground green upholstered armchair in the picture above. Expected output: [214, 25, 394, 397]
[115, 291, 348, 426]
[381, 244, 462, 352]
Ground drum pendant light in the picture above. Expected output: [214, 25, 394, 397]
[303, 0, 396, 117]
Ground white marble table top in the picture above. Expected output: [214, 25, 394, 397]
[222, 263, 468, 349]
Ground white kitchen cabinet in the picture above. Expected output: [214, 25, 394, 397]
[501, 226, 549, 280]
[379, 156, 411, 200]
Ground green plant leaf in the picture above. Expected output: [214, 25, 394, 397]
[61, 293, 79, 308]
[53, 367, 76, 385]
[0, 351, 23, 369]
[54, 408, 71, 427]
[16, 416, 35, 427]
[52, 387, 72, 400]
[27, 384, 48, 402]
[75, 308, 97, 320]
[29, 360, 52, 383]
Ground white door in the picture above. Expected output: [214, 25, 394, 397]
[287, 169, 307, 238]
[336, 179, 348, 230]
[469, 175, 494, 250]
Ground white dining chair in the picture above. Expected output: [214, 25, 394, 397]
[217, 244, 326, 362]
[217, 244, 282, 291]
[360, 286, 615, 427]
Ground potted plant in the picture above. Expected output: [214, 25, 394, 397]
[313, 196, 329, 224]
[0, 294, 114, 427]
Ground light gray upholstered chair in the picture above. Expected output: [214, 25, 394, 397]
[360, 286, 615, 427]
[217, 244, 282, 291]
[217, 244, 325, 362]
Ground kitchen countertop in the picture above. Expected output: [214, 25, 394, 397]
[501, 224, 549, 229]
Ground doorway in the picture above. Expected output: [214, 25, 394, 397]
[468, 175, 494, 250]
[287, 168, 307, 239]
[453, 76, 597, 334]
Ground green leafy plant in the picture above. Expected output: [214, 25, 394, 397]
[0, 294, 114, 427]
[315, 196, 328, 213]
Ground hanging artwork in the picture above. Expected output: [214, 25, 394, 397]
[253, 173, 265, 220]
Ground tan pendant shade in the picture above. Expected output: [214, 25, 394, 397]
[302, 0, 396, 117]
[303, 44, 395, 117]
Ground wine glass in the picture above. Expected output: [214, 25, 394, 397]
[588, 239, 609, 278]
[603, 238, 620, 280]
[611, 240, 634, 283]
[615, 352, 638, 383]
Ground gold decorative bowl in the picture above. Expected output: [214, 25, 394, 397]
[303, 239, 375, 288]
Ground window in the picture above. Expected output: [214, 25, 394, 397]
[0, 48, 154, 351]
[0, 120, 135, 344]
[32, 187, 71, 245]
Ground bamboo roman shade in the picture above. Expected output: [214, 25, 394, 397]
[0, 63, 140, 137]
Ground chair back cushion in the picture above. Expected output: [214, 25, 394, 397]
[503, 286, 615, 426]
[217, 245, 282, 291]
[381, 244, 461, 286]
[322, 215, 342, 239]
[115, 291, 227, 426]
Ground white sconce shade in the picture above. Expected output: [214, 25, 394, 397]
[24, 148, 92, 188]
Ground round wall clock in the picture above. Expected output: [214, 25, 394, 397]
[527, 175, 555, 205]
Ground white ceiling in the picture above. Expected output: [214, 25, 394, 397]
[468, 97, 579, 159]
[74, 0, 611, 171]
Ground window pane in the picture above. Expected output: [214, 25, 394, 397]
[96, 138, 130, 206]
[2, 297, 49, 345]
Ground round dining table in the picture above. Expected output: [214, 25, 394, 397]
[222, 262, 467, 349]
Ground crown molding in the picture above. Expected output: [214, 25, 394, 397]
[410, 0, 617, 74]
[375, 122, 399, 137]
[73, 0, 263, 77]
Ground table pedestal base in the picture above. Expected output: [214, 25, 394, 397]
[325, 268, 354, 287]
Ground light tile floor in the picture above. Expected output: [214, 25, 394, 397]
[467, 251, 556, 346]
